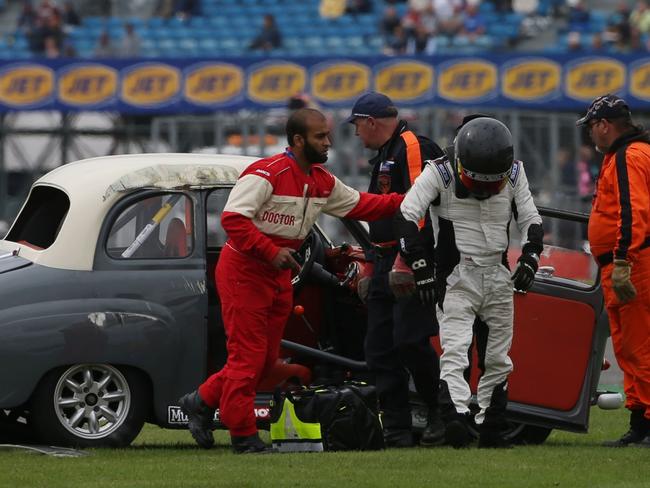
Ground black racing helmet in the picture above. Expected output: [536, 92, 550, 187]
[454, 117, 514, 198]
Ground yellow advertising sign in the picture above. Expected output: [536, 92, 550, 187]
[248, 62, 306, 103]
[0, 64, 53, 107]
[502, 58, 560, 101]
[629, 59, 650, 101]
[121, 63, 181, 107]
[58, 64, 117, 106]
[375, 61, 433, 101]
[565, 58, 625, 101]
[311, 62, 369, 102]
[438, 60, 497, 102]
[184, 63, 244, 105]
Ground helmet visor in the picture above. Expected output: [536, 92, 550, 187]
[457, 160, 510, 197]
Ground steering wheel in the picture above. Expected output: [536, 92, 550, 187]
[291, 230, 321, 293]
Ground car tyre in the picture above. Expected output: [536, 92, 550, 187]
[506, 424, 552, 445]
[30, 364, 149, 448]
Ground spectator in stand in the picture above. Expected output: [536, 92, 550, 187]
[589, 32, 605, 52]
[320, 0, 346, 19]
[631, 0, 650, 35]
[173, 0, 201, 21]
[94, 30, 115, 58]
[567, 30, 582, 51]
[459, 3, 486, 42]
[381, 6, 401, 41]
[249, 14, 282, 51]
[491, 0, 513, 13]
[437, 2, 465, 38]
[43, 34, 60, 58]
[604, 2, 632, 51]
[17, 1, 40, 52]
[17, 1, 38, 35]
[118, 23, 141, 58]
[346, 0, 372, 15]
[407, 22, 435, 54]
[31, 12, 63, 54]
[384, 24, 409, 55]
[35, 0, 60, 25]
[567, 0, 590, 29]
[61, 1, 81, 33]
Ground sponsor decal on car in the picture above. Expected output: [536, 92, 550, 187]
[167, 406, 270, 424]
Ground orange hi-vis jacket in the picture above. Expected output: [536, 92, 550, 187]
[588, 130, 650, 266]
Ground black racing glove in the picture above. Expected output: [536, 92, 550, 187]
[512, 253, 539, 292]
[410, 255, 436, 307]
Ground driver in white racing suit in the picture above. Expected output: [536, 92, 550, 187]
[394, 116, 543, 448]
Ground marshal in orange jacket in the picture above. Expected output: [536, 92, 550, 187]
[588, 131, 650, 265]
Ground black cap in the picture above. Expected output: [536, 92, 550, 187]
[576, 94, 631, 126]
[345, 92, 397, 123]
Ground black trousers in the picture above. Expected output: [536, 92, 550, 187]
[365, 249, 440, 430]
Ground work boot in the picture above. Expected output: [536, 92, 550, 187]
[602, 409, 650, 447]
[420, 409, 445, 447]
[231, 433, 275, 454]
[383, 428, 414, 448]
[478, 423, 513, 449]
[444, 415, 471, 449]
[179, 390, 215, 449]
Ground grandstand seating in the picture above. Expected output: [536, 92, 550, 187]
[0, 0, 628, 59]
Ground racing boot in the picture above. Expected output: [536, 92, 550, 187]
[231, 433, 275, 454]
[420, 408, 445, 447]
[444, 413, 472, 449]
[478, 422, 512, 449]
[478, 382, 512, 448]
[602, 409, 650, 447]
[179, 390, 215, 449]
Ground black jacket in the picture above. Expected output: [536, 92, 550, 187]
[367, 120, 444, 243]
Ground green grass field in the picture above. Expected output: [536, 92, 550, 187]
[0, 406, 648, 488]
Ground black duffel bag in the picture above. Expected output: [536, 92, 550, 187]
[269, 382, 385, 452]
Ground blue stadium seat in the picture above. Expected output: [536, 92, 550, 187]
[198, 37, 219, 51]
[303, 36, 324, 50]
[84, 16, 106, 28]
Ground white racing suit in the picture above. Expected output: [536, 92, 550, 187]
[400, 157, 542, 426]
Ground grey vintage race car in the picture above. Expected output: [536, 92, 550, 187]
[0, 153, 620, 448]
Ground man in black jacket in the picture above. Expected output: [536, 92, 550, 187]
[347, 92, 445, 447]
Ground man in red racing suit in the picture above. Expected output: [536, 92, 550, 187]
[180, 108, 404, 453]
[578, 94, 650, 448]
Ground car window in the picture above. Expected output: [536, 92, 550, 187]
[6, 185, 70, 250]
[106, 193, 193, 259]
[206, 188, 232, 248]
[508, 215, 598, 288]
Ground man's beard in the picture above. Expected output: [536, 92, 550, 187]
[304, 140, 328, 164]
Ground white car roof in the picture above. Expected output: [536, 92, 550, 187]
[0, 153, 259, 271]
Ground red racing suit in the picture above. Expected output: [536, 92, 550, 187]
[199, 150, 404, 436]
[588, 129, 650, 420]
